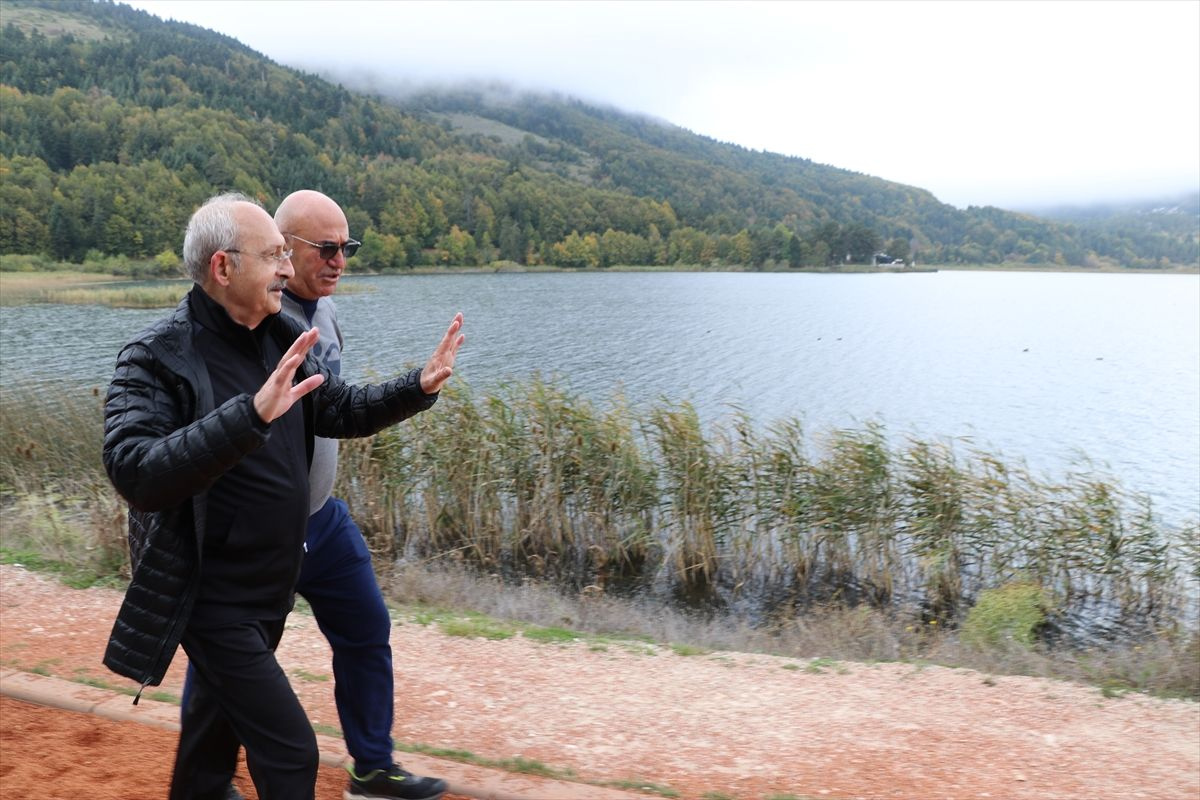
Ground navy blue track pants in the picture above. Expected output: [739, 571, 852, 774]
[296, 496, 396, 771]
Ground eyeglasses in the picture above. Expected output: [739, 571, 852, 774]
[288, 234, 361, 260]
[225, 248, 293, 263]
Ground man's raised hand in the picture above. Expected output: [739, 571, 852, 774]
[254, 327, 326, 423]
[420, 312, 465, 395]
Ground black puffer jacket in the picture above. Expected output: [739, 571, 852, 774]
[101, 290, 436, 692]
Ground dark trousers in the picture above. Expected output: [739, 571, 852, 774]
[182, 496, 396, 778]
[171, 614, 318, 800]
[296, 496, 396, 772]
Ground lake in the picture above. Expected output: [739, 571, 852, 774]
[2, 270, 1197, 524]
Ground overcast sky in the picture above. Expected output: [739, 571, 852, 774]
[121, 0, 1199, 211]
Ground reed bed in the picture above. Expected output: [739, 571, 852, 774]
[40, 285, 191, 308]
[3, 378, 1196, 652]
[0, 270, 123, 290]
[0, 270, 188, 308]
[1, 270, 373, 309]
[0, 385, 127, 581]
[336, 377, 1198, 645]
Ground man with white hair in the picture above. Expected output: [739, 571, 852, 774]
[103, 193, 463, 800]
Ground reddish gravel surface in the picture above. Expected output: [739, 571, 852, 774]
[0, 694, 461, 800]
[1, 564, 1197, 800]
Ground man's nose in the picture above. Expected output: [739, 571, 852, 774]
[280, 256, 295, 278]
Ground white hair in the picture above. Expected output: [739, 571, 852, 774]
[182, 192, 260, 283]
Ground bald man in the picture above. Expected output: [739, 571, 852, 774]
[274, 190, 448, 800]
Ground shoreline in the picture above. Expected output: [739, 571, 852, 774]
[2, 264, 1196, 309]
[3, 261, 1198, 288]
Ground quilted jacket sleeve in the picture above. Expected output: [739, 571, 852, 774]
[102, 340, 270, 512]
[267, 310, 438, 439]
[309, 365, 438, 440]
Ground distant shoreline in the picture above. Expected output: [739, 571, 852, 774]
[381, 263, 1200, 277]
[1, 262, 1197, 299]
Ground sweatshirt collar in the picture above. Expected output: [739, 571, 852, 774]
[282, 288, 320, 325]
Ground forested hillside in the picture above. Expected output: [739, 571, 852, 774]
[1, 0, 1196, 271]
[1033, 194, 1200, 266]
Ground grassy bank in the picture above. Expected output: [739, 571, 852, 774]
[0, 269, 188, 308]
[1, 379, 1196, 698]
[0, 270, 377, 308]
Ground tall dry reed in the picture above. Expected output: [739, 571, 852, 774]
[4, 378, 1196, 643]
[0, 384, 127, 580]
[330, 377, 1197, 642]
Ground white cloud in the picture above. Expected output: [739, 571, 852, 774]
[121, 0, 1200, 209]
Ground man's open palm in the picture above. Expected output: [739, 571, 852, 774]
[420, 312, 465, 395]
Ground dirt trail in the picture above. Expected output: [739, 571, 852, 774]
[0, 694, 414, 800]
[1, 564, 1197, 800]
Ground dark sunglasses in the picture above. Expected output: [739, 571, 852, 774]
[289, 233, 361, 260]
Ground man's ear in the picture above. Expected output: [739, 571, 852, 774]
[209, 252, 235, 287]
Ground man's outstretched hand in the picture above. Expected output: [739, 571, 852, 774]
[254, 327, 325, 423]
[420, 312, 465, 395]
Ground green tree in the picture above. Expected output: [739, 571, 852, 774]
[153, 248, 182, 275]
[551, 230, 600, 268]
[841, 223, 882, 264]
[667, 227, 709, 265]
[496, 218, 526, 262]
[885, 237, 910, 264]
[358, 229, 407, 270]
[787, 233, 807, 267]
[379, 189, 430, 241]
[598, 228, 650, 267]
[724, 229, 753, 266]
[48, 198, 79, 260]
[0, 0, 1186, 269]
[435, 225, 478, 266]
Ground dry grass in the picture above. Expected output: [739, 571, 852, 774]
[0, 270, 123, 288]
[385, 560, 1200, 699]
[0, 4, 119, 41]
[0, 385, 127, 583]
[1, 271, 375, 308]
[42, 285, 191, 308]
[0, 270, 125, 302]
[1, 270, 189, 308]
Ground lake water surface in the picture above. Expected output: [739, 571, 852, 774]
[3, 270, 1197, 523]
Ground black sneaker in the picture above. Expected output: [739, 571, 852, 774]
[344, 764, 448, 800]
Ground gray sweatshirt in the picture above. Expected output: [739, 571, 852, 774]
[281, 290, 343, 515]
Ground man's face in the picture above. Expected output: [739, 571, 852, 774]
[225, 204, 293, 326]
[285, 203, 351, 300]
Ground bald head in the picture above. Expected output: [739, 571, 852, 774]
[274, 190, 344, 235]
[274, 190, 351, 299]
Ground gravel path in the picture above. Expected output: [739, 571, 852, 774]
[1, 564, 1196, 800]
